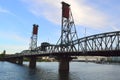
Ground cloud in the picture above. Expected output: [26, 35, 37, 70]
[0, 6, 30, 54]
[22, 0, 110, 29]
[22, 0, 61, 24]
[0, 7, 15, 16]
[70, 0, 109, 28]
[0, 31, 29, 43]
[0, 7, 10, 13]
[0, 45, 27, 54]
[0, 31, 29, 54]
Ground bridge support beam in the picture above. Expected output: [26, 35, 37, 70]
[58, 56, 72, 73]
[29, 56, 36, 68]
[9, 58, 17, 63]
[18, 57, 23, 65]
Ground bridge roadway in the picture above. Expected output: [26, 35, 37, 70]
[4, 31, 120, 73]
[5, 50, 120, 58]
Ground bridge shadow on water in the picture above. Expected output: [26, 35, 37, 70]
[29, 69, 72, 80]
[22, 62, 83, 80]
[28, 67, 81, 80]
[22, 62, 74, 80]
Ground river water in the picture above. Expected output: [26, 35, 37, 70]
[0, 61, 120, 80]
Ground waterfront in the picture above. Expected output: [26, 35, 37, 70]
[0, 62, 120, 80]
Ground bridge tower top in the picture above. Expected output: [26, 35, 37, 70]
[57, 2, 78, 52]
[29, 24, 39, 50]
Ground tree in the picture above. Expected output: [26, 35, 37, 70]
[0, 50, 6, 58]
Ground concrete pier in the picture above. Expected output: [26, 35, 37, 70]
[58, 56, 72, 73]
[29, 56, 37, 68]
[18, 57, 23, 65]
[9, 58, 17, 63]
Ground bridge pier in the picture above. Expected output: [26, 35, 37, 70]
[9, 58, 17, 63]
[18, 57, 23, 65]
[29, 56, 36, 68]
[58, 56, 72, 73]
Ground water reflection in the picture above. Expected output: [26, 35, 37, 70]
[27, 66, 71, 80]
[0, 62, 120, 80]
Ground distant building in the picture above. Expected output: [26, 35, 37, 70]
[42, 57, 55, 62]
[77, 56, 107, 62]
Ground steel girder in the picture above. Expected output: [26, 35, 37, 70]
[42, 31, 120, 53]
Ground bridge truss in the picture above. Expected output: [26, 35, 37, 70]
[56, 2, 78, 52]
[7, 2, 120, 57]
[34, 31, 120, 56]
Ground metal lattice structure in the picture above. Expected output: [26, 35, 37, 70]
[4, 2, 120, 58]
[56, 2, 78, 52]
[76, 31, 120, 52]
[30, 24, 39, 50]
[13, 31, 120, 57]
[36, 31, 120, 56]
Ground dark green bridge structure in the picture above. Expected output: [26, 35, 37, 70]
[3, 2, 120, 73]
[4, 31, 120, 72]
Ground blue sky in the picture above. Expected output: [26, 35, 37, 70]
[0, 0, 120, 54]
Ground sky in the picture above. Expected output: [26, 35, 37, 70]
[0, 0, 120, 54]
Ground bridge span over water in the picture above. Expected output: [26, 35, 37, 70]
[5, 31, 120, 57]
[3, 2, 120, 73]
[4, 30, 120, 72]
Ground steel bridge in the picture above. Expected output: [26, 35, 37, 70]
[3, 2, 120, 73]
[10, 30, 120, 57]
[4, 30, 120, 73]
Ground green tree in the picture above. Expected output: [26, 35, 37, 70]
[0, 50, 6, 58]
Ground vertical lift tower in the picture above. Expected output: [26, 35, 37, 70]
[30, 24, 39, 50]
[57, 2, 78, 51]
[29, 24, 39, 68]
[58, 2, 78, 73]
